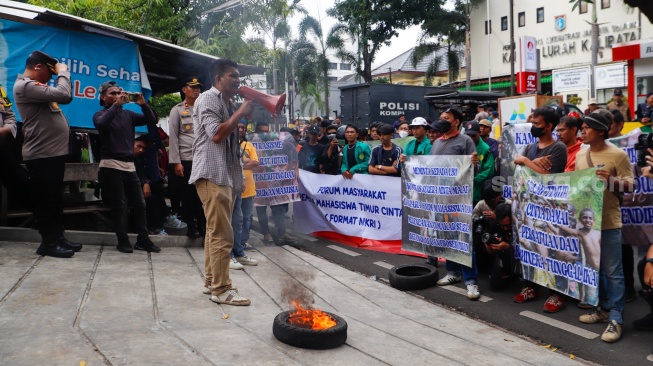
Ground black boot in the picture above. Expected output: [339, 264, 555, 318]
[117, 239, 133, 253]
[57, 237, 82, 252]
[134, 237, 161, 253]
[36, 241, 74, 258]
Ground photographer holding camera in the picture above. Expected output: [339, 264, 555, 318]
[472, 181, 510, 271]
[481, 203, 515, 291]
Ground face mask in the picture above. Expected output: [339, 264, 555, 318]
[438, 121, 452, 134]
[531, 125, 545, 138]
[398, 131, 409, 138]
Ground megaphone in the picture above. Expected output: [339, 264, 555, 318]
[238, 85, 286, 118]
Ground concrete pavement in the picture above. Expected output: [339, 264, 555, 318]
[0, 239, 582, 365]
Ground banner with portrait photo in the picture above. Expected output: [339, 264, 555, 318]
[249, 132, 299, 206]
[499, 123, 535, 199]
[402, 155, 474, 267]
[512, 165, 603, 306]
[606, 129, 653, 245]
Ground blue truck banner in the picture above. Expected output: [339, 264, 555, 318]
[249, 132, 299, 206]
[402, 155, 474, 267]
[0, 18, 151, 129]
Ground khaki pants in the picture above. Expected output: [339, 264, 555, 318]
[195, 179, 235, 295]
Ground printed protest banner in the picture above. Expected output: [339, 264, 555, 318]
[250, 132, 299, 206]
[500, 123, 535, 198]
[294, 171, 412, 255]
[402, 155, 474, 266]
[1, 18, 151, 129]
[606, 129, 653, 245]
[512, 165, 603, 305]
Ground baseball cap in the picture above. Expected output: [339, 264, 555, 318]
[428, 121, 441, 131]
[308, 125, 320, 134]
[409, 117, 428, 127]
[183, 76, 202, 86]
[464, 120, 480, 135]
[442, 107, 463, 122]
[29, 50, 58, 75]
[588, 98, 598, 105]
[613, 88, 623, 96]
[583, 113, 611, 131]
[98, 81, 118, 106]
[492, 111, 499, 117]
[479, 119, 492, 127]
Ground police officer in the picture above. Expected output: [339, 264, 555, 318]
[168, 76, 206, 238]
[13, 50, 82, 258]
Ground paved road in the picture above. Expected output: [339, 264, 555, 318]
[261, 220, 653, 366]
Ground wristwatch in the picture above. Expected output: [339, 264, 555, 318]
[646, 258, 653, 264]
[377, 165, 382, 170]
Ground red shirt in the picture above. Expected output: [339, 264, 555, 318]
[564, 138, 583, 172]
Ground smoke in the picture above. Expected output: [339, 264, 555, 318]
[280, 270, 315, 310]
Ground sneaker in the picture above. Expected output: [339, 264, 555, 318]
[437, 274, 462, 286]
[149, 228, 168, 236]
[236, 255, 258, 266]
[262, 233, 273, 243]
[514, 287, 537, 303]
[279, 233, 296, 243]
[243, 242, 256, 251]
[164, 214, 187, 229]
[467, 284, 480, 300]
[202, 286, 211, 295]
[633, 313, 653, 331]
[210, 288, 250, 306]
[36, 243, 74, 258]
[577, 301, 594, 309]
[601, 320, 622, 343]
[579, 308, 609, 324]
[134, 238, 161, 253]
[543, 294, 566, 313]
[230, 257, 244, 270]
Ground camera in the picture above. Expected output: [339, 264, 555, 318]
[126, 93, 139, 102]
[472, 217, 488, 234]
[634, 133, 653, 167]
[482, 232, 502, 245]
[327, 133, 336, 140]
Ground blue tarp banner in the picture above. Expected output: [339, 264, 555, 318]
[0, 18, 151, 129]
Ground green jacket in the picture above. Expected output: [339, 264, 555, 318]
[404, 137, 432, 156]
[341, 141, 371, 174]
[473, 138, 495, 203]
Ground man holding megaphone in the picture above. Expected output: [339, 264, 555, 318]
[190, 59, 254, 307]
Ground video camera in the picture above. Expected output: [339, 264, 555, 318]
[634, 133, 653, 167]
[472, 217, 489, 234]
[481, 232, 503, 245]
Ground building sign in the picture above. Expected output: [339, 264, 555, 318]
[517, 71, 537, 94]
[555, 15, 566, 31]
[613, 38, 653, 61]
[552, 66, 590, 93]
[594, 63, 627, 89]
[521, 36, 538, 72]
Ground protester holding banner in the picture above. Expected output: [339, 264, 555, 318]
[368, 124, 402, 177]
[464, 120, 494, 204]
[341, 125, 371, 179]
[554, 116, 583, 172]
[13, 50, 82, 258]
[513, 106, 568, 312]
[428, 107, 481, 300]
[575, 112, 634, 343]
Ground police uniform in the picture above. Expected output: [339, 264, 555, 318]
[12, 50, 78, 257]
[168, 76, 205, 236]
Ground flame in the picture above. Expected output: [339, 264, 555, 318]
[288, 300, 337, 330]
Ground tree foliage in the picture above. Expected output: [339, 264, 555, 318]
[327, 0, 446, 84]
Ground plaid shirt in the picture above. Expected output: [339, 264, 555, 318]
[189, 87, 242, 190]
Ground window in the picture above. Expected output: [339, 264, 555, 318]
[485, 20, 492, 34]
[518, 12, 525, 27]
[501, 16, 508, 31]
[328, 62, 337, 70]
[602, 0, 610, 9]
[340, 63, 351, 70]
[537, 7, 544, 23]
[579, 1, 588, 13]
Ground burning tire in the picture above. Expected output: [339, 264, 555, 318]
[388, 264, 438, 291]
[272, 310, 348, 349]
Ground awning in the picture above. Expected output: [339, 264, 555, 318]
[612, 38, 653, 61]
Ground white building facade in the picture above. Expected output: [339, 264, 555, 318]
[469, 0, 653, 115]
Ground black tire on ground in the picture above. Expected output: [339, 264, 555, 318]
[388, 264, 439, 291]
[272, 310, 348, 349]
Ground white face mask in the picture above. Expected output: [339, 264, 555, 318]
[398, 131, 409, 138]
